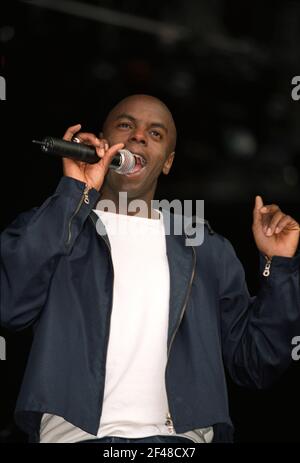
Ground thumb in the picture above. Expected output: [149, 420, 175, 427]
[253, 195, 264, 225]
[102, 143, 125, 169]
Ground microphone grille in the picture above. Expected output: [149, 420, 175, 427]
[116, 149, 136, 174]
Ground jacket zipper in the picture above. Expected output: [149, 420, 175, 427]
[66, 184, 90, 246]
[165, 245, 196, 433]
[263, 256, 272, 277]
[88, 213, 115, 426]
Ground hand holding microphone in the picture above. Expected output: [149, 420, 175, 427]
[36, 124, 127, 192]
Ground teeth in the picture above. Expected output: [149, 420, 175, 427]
[134, 154, 146, 166]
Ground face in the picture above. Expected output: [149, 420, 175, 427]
[102, 95, 176, 200]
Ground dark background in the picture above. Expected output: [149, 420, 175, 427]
[0, 0, 300, 443]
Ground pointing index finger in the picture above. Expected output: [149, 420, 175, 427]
[255, 195, 264, 210]
[253, 195, 264, 225]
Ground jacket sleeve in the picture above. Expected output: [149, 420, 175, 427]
[0, 176, 100, 331]
[219, 237, 300, 389]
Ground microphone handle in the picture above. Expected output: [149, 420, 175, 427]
[38, 136, 100, 164]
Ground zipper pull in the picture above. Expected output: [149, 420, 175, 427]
[83, 184, 90, 205]
[263, 256, 272, 277]
[165, 412, 174, 433]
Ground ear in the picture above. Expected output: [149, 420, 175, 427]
[162, 152, 175, 175]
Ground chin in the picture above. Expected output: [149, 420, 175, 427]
[110, 173, 145, 191]
[119, 183, 145, 198]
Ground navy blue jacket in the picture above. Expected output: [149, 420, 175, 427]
[1, 176, 300, 442]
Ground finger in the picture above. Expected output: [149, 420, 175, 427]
[73, 132, 101, 147]
[95, 142, 105, 159]
[265, 211, 285, 236]
[275, 215, 300, 234]
[253, 195, 264, 225]
[260, 205, 281, 232]
[260, 204, 280, 215]
[101, 139, 110, 151]
[96, 139, 111, 159]
[63, 124, 82, 141]
[98, 131, 109, 148]
[255, 195, 264, 210]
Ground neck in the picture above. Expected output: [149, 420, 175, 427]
[99, 184, 158, 219]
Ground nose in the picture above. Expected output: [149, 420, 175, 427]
[129, 127, 147, 146]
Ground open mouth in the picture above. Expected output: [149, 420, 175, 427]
[134, 154, 147, 166]
[126, 153, 147, 176]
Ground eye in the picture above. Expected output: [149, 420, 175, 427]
[117, 122, 132, 129]
[150, 130, 162, 139]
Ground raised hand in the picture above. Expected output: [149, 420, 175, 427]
[62, 124, 124, 191]
[252, 195, 299, 258]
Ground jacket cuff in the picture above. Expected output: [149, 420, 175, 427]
[259, 251, 300, 277]
[55, 176, 100, 206]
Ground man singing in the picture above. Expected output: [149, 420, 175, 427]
[1, 95, 300, 443]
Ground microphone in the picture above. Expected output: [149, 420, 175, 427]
[32, 136, 136, 175]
